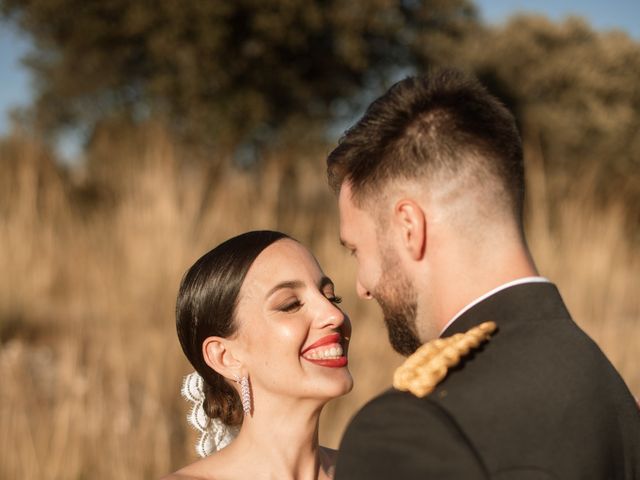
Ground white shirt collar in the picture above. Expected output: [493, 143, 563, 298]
[439, 276, 552, 336]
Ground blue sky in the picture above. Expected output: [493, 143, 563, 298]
[1, 0, 639, 138]
[0, 22, 31, 135]
[476, 0, 640, 35]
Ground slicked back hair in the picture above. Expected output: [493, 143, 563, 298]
[327, 68, 525, 222]
[176, 230, 290, 425]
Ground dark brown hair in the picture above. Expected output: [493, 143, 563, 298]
[327, 68, 524, 219]
[176, 230, 290, 425]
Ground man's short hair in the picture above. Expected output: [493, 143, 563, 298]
[327, 68, 525, 220]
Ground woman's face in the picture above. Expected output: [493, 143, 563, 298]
[234, 239, 353, 404]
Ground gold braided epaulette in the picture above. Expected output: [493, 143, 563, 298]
[393, 321, 497, 398]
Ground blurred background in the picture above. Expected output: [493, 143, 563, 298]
[0, 0, 638, 478]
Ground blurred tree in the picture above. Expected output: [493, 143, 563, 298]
[439, 15, 640, 206]
[0, 0, 477, 151]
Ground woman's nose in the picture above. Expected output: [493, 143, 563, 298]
[318, 299, 346, 329]
[316, 297, 352, 340]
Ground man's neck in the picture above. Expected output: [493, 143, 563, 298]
[420, 241, 539, 341]
[439, 275, 550, 336]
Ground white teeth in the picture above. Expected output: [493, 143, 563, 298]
[304, 344, 343, 360]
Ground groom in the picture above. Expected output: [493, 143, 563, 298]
[327, 69, 640, 478]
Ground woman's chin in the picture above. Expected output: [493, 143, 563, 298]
[341, 375, 355, 396]
[316, 371, 354, 399]
[341, 370, 354, 393]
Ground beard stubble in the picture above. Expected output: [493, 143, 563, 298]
[373, 248, 423, 357]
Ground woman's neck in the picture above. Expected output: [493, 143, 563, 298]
[219, 398, 330, 480]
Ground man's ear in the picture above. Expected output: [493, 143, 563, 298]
[202, 336, 242, 381]
[393, 198, 426, 260]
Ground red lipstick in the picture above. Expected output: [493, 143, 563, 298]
[300, 333, 342, 355]
[306, 357, 348, 367]
[300, 333, 348, 368]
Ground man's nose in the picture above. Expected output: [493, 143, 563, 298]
[356, 280, 372, 300]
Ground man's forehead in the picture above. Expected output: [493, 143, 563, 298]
[338, 182, 373, 248]
[337, 183, 354, 230]
[338, 187, 351, 248]
[337, 181, 349, 201]
[337, 181, 357, 213]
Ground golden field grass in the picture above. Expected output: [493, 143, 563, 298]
[0, 128, 638, 479]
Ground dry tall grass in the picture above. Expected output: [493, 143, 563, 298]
[0, 128, 638, 479]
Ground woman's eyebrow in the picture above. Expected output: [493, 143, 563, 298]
[265, 280, 304, 299]
[265, 276, 334, 299]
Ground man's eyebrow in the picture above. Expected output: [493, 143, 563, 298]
[320, 276, 334, 290]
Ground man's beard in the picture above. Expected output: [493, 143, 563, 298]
[373, 249, 422, 357]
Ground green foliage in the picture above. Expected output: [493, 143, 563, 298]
[2, 2, 638, 213]
[1, 0, 477, 147]
[427, 15, 640, 206]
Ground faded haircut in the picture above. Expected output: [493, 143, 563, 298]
[327, 68, 525, 221]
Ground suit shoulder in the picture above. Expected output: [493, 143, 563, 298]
[346, 387, 471, 440]
[352, 388, 426, 417]
[338, 389, 488, 478]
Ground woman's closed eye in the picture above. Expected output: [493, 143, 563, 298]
[327, 295, 342, 305]
[278, 298, 303, 313]
[277, 294, 340, 313]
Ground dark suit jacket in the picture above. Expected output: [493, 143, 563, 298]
[335, 283, 640, 479]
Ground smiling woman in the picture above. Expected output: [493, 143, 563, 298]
[166, 230, 353, 480]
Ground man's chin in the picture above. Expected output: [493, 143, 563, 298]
[383, 316, 422, 357]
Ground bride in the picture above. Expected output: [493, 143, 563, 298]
[162, 230, 353, 480]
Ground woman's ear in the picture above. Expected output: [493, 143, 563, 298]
[393, 198, 426, 261]
[202, 336, 242, 381]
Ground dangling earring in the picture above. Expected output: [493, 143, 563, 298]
[235, 374, 252, 416]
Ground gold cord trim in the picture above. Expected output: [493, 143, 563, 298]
[393, 321, 497, 398]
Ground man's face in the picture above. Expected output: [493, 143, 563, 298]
[338, 183, 422, 355]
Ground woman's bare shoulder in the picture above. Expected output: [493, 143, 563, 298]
[159, 464, 210, 480]
[159, 474, 200, 480]
[160, 444, 244, 480]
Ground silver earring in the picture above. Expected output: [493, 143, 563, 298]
[236, 374, 252, 416]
